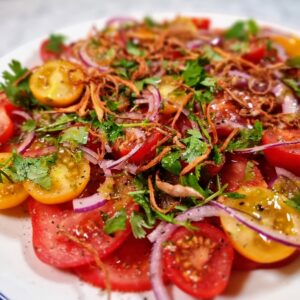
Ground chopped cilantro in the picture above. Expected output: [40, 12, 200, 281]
[244, 161, 255, 182]
[135, 77, 161, 91]
[212, 145, 222, 165]
[5, 151, 57, 190]
[161, 150, 181, 175]
[95, 116, 124, 143]
[21, 119, 36, 132]
[46, 34, 66, 53]
[201, 77, 217, 91]
[104, 209, 127, 235]
[286, 56, 300, 69]
[182, 58, 207, 87]
[126, 41, 144, 57]
[182, 129, 207, 162]
[194, 90, 213, 105]
[130, 211, 153, 239]
[285, 192, 300, 211]
[284, 78, 300, 97]
[36, 113, 79, 132]
[181, 173, 208, 198]
[59, 126, 89, 145]
[225, 19, 259, 41]
[227, 121, 263, 151]
[202, 45, 223, 61]
[224, 192, 246, 199]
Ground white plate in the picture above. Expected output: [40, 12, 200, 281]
[0, 13, 299, 300]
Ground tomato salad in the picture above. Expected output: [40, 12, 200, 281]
[0, 16, 300, 300]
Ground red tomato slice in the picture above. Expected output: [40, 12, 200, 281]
[40, 39, 67, 62]
[220, 155, 266, 191]
[28, 199, 132, 268]
[163, 222, 234, 299]
[262, 129, 300, 176]
[75, 234, 152, 292]
[113, 130, 163, 165]
[242, 44, 266, 64]
[0, 107, 14, 145]
[191, 18, 211, 30]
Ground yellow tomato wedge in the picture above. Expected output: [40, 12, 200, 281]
[159, 76, 186, 114]
[29, 60, 84, 107]
[271, 35, 300, 57]
[23, 150, 90, 204]
[220, 186, 298, 263]
[0, 153, 29, 209]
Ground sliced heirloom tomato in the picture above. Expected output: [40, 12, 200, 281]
[23, 150, 90, 204]
[163, 222, 234, 299]
[220, 186, 298, 263]
[262, 129, 300, 176]
[75, 234, 152, 291]
[271, 35, 300, 57]
[0, 153, 29, 209]
[29, 60, 84, 107]
[0, 107, 14, 145]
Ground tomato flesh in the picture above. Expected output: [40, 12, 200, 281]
[262, 129, 300, 176]
[75, 234, 152, 292]
[242, 45, 266, 64]
[40, 39, 67, 62]
[191, 18, 211, 30]
[0, 108, 14, 145]
[163, 222, 234, 299]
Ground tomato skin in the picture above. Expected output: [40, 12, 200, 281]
[242, 44, 266, 64]
[163, 222, 234, 299]
[40, 40, 67, 62]
[220, 155, 266, 191]
[191, 18, 211, 30]
[0, 108, 14, 145]
[262, 129, 300, 176]
[28, 199, 132, 268]
[75, 234, 152, 292]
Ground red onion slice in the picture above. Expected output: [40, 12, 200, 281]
[275, 167, 300, 182]
[211, 201, 300, 248]
[80, 146, 99, 165]
[234, 139, 300, 154]
[73, 193, 107, 213]
[17, 132, 35, 154]
[186, 39, 205, 50]
[24, 146, 57, 157]
[11, 110, 32, 120]
[228, 70, 251, 80]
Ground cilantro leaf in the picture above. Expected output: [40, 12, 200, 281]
[225, 19, 259, 41]
[202, 45, 223, 61]
[182, 58, 207, 87]
[181, 173, 208, 198]
[59, 126, 89, 145]
[130, 211, 153, 239]
[126, 41, 144, 57]
[161, 150, 181, 175]
[46, 34, 66, 53]
[95, 116, 124, 143]
[285, 192, 300, 211]
[103, 209, 127, 235]
[21, 119, 36, 132]
[286, 56, 300, 69]
[5, 152, 57, 190]
[224, 192, 246, 199]
[227, 121, 263, 151]
[182, 129, 207, 162]
[212, 145, 222, 165]
[284, 78, 300, 97]
[135, 77, 161, 91]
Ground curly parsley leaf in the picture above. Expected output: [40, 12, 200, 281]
[161, 150, 181, 175]
[104, 209, 127, 235]
[130, 211, 153, 239]
[225, 19, 259, 41]
[46, 34, 66, 53]
[227, 121, 263, 151]
[5, 152, 57, 190]
[182, 129, 207, 162]
[59, 126, 89, 145]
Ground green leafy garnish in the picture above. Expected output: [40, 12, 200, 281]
[104, 209, 127, 235]
[225, 19, 259, 41]
[284, 78, 300, 97]
[46, 34, 66, 53]
[182, 129, 207, 162]
[181, 173, 208, 198]
[194, 90, 213, 105]
[135, 77, 160, 91]
[182, 58, 207, 87]
[227, 121, 263, 151]
[229, 41, 249, 53]
[285, 192, 300, 211]
[203, 45, 223, 61]
[5, 151, 57, 190]
[95, 116, 124, 143]
[161, 150, 181, 175]
[59, 126, 89, 145]
[21, 119, 36, 132]
[130, 211, 153, 239]
[244, 161, 255, 182]
[286, 56, 300, 69]
[224, 192, 246, 199]
[212, 145, 222, 165]
[126, 41, 144, 57]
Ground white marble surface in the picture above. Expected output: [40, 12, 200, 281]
[0, 0, 300, 56]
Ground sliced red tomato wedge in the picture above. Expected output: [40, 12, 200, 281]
[28, 199, 133, 268]
[262, 129, 300, 176]
[220, 155, 266, 191]
[163, 222, 234, 299]
[191, 17, 211, 30]
[0, 106, 14, 145]
[113, 129, 163, 165]
[242, 44, 266, 64]
[75, 234, 152, 292]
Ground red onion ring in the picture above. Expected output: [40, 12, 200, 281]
[234, 139, 300, 154]
[17, 132, 35, 154]
[80, 146, 99, 165]
[73, 193, 107, 213]
[24, 146, 57, 157]
[11, 110, 32, 120]
[228, 70, 251, 80]
[275, 167, 300, 182]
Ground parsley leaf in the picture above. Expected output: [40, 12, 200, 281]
[59, 126, 89, 145]
[182, 58, 207, 87]
[126, 41, 144, 57]
[5, 152, 57, 190]
[130, 211, 153, 239]
[161, 150, 181, 175]
[286, 56, 300, 69]
[104, 209, 127, 235]
[46, 34, 66, 53]
[284, 78, 300, 97]
[182, 129, 207, 162]
[227, 121, 263, 151]
[285, 192, 300, 211]
[135, 77, 161, 91]
[225, 19, 259, 41]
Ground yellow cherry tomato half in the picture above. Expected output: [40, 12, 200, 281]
[271, 35, 300, 57]
[220, 186, 298, 263]
[29, 60, 84, 107]
[23, 150, 90, 204]
[0, 153, 29, 209]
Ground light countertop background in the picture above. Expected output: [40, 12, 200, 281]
[0, 0, 300, 56]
